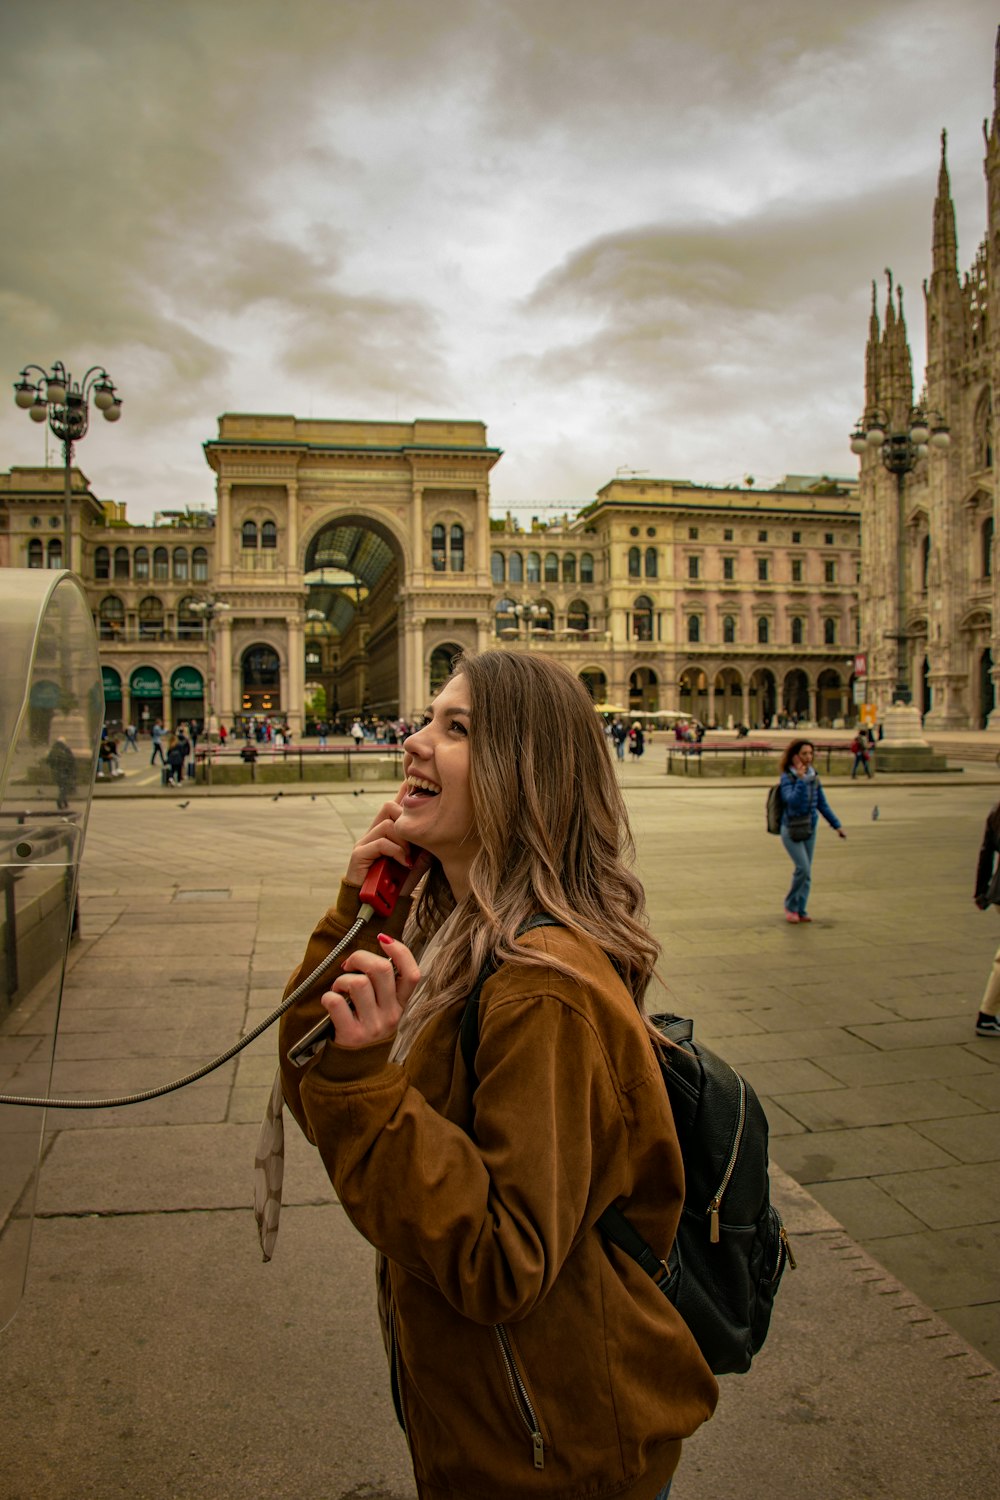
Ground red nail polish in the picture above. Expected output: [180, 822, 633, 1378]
[377, 933, 392, 946]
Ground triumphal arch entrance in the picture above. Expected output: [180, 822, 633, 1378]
[203, 415, 501, 731]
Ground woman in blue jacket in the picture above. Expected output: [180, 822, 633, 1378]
[779, 739, 846, 922]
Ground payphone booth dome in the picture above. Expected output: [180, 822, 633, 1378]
[0, 569, 102, 1331]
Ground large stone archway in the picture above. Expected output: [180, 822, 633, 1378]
[204, 415, 500, 729]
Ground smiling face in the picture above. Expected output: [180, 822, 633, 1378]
[396, 674, 480, 898]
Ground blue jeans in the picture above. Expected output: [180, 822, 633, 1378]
[781, 822, 817, 915]
[653, 1484, 672, 1500]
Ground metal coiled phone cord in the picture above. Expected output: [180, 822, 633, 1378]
[0, 912, 371, 1110]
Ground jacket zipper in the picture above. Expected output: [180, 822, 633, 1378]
[493, 1324, 545, 1470]
[706, 1073, 747, 1243]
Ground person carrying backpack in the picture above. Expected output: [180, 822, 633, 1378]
[778, 738, 846, 922]
[850, 731, 872, 779]
[279, 651, 717, 1500]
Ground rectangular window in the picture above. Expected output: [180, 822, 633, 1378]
[791, 559, 803, 583]
[688, 526, 699, 539]
[724, 528, 733, 541]
[757, 557, 769, 582]
[825, 532, 834, 545]
[688, 555, 700, 580]
[758, 529, 768, 542]
[824, 560, 836, 584]
[723, 556, 734, 581]
[792, 531, 801, 543]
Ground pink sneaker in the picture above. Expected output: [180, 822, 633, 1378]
[798, 913, 813, 923]
[784, 910, 799, 923]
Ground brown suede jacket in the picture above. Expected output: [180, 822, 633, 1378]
[279, 883, 718, 1500]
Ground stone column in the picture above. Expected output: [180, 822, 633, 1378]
[286, 615, 305, 735]
[286, 478, 298, 573]
[707, 680, 716, 724]
[742, 682, 751, 724]
[217, 616, 234, 725]
[218, 481, 232, 574]
[808, 684, 818, 722]
[412, 484, 424, 573]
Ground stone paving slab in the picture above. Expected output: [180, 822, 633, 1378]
[807, 1177, 927, 1238]
[873, 1163, 1000, 1230]
[911, 1111, 1000, 1161]
[773, 1123, 958, 1181]
[814, 1044, 996, 1087]
[773, 1079, 983, 1131]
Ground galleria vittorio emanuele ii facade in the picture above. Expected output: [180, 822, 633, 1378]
[0, 412, 861, 735]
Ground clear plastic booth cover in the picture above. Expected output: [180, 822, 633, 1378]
[0, 569, 102, 1330]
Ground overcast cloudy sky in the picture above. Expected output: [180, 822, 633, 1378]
[1, 0, 997, 522]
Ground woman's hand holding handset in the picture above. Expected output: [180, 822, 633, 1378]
[325, 784, 430, 1049]
[345, 784, 431, 900]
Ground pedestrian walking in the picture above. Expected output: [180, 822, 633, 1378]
[350, 717, 364, 746]
[971, 798, 1000, 1036]
[611, 717, 627, 760]
[778, 738, 846, 922]
[628, 721, 645, 758]
[279, 651, 717, 1499]
[150, 719, 166, 765]
[124, 722, 139, 751]
[317, 720, 329, 747]
[165, 731, 188, 787]
[850, 731, 872, 779]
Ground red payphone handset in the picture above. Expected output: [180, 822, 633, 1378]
[286, 856, 411, 1067]
[357, 855, 410, 917]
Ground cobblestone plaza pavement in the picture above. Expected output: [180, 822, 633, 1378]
[1, 770, 998, 1497]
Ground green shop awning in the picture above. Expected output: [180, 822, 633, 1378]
[129, 667, 163, 699]
[171, 666, 204, 699]
[101, 666, 123, 702]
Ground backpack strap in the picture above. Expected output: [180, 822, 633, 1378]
[459, 915, 564, 1080]
[596, 1203, 672, 1289]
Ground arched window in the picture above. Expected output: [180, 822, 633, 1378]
[567, 599, 589, 634]
[98, 596, 125, 641]
[114, 546, 130, 580]
[138, 596, 164, 640]
[242, 520, 258, 550]
[261, 520, 277, 549]
[153, 546, 169, 581]
[792, 616, 804, 645]
[449, 524, 465, 572]
[177, 596, 204, 640]
[173, 547, 189, 582]
[193, 545, 209, 582]
[491, 551, 505, 585]
[533, 600, 554, 632]
[431, 523, 446, 572]
[580, 552, 594, 585]
[46, 538, 62, 568]
[495, 598, 518, 637]
[628, 546, 642, 578]
[983, 517, 994, 579]
[645, 547, 658, 578]
[633, 595, 654, 642]
[27, 538, 43, 569]
[544, 552, 559, 583]
[508, 551, 523, 584]
[687, 615, 701, 644]
[723, 614, 735, 644]
[134, 546, 150, 582]
[94, 545, 110, 580]
[526, 551, 541, 583]
[757, 617, 770, 645]
[562, 553, 576, 583]
[824, 618, 837, 645]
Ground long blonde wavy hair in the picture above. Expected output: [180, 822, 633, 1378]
[395, 649, 660, 1052]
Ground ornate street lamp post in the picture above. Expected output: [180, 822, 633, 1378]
[188, 596, 231, 737]
[850, 404, 950, 705]
[13, 361, 122, 574]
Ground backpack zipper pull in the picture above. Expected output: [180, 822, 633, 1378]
[780, 1225, 797, 1270]
[708, 1201, 721, 1243]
